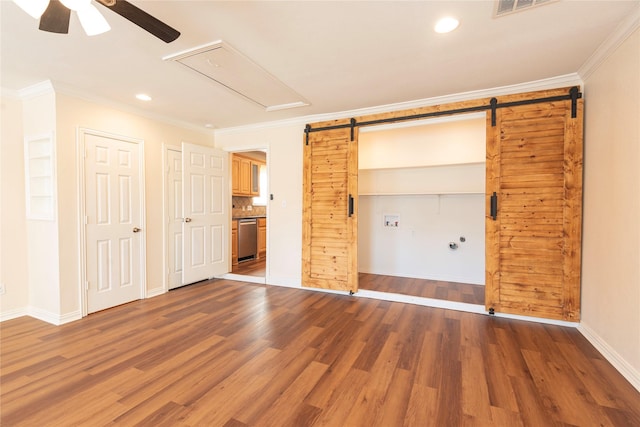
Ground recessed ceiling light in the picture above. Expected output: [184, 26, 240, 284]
[136, 93, 152, 101]
[204, 123, 215, 129]
[434, 17, 459, 34]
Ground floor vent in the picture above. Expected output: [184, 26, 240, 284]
[494, 0, 556, 17]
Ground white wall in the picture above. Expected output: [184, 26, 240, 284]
[214, 123, 303, 287]
[0, 93, 29, 316]
[581, 27, 640, 387]
[359, 115, 486, 169]
[358, 194, 485, 284]
[357, 116, 486, 284]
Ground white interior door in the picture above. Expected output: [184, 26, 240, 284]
[182, 143, 229, 284]
[85, 132, 143, 313]
[167, 148, 183, 289]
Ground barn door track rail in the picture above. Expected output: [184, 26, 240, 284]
[304, 86, 581, 144]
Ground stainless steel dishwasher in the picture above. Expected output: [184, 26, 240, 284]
[237, 218, 257, 262]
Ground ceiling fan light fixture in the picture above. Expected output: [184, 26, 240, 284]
[12, 0, 49, 19]
[77, 4, 110, 36]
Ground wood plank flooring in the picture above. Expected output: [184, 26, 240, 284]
[359, 272, 485, 305]
[232, 258, 266, 277]
[2, 279, 639, 426]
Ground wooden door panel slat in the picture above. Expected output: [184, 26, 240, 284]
[486, 92, 582, 321]
[497, 263, 563, 276]
[500, 237, 563, 250]
[303, 127, 358, 293]
[500, 138, 566, 152]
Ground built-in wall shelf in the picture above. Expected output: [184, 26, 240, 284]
[24, 133, 56, 220]
[358, 162, 485, 196]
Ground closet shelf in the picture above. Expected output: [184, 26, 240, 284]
[358, 161, 485, 172]
[358, 191, 484, 196]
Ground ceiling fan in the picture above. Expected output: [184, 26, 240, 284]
[12, 0, 180, 43]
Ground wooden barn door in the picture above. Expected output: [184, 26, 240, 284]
[486, 91, 583, 321]
[302, 127, 358, 293]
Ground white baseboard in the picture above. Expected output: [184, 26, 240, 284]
[146, 287, 166, 298]
[0, 307, 83, 325]
[1, 306, 80, 325]
[219, 273, 266, 284]
[0, 306, 29, 322]
[264, 276, 301, 288]
[578, 323, 640, 393]
[28, 307, 81, 325]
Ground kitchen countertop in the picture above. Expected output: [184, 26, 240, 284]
[232, 216, 266, 220]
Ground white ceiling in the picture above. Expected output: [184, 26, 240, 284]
[1, 0, 638, 130]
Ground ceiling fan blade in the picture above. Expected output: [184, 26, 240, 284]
[77, 4, 110, 36]
[39, 0, 71, 34]
[97, 0, 180, 43]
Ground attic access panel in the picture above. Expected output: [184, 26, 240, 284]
[164, 40, 309, 111]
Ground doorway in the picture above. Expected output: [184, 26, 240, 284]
[357, 114, 486, 306]
[230, 150, 268, 281]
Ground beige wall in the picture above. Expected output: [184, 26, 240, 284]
[1, 88, 215, 320]
[54, 93, 215, 315]
[581, 28, 640, 380]
[22, 88, 61, 320]
[0, 94, 29, 315]
[359, 115, 486, 169]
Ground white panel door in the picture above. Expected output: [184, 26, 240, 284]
[85, 133, 142, 313]
[182, 143, 229, 284]
[167, 148, 183, 289]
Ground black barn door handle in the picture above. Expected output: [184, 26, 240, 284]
[348, 194, 354, 217]
[490, 192, 498, 220]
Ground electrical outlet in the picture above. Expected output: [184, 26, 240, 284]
[0, 283, 6, 295]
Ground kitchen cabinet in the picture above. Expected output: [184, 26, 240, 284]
[232, 154, 264, 197]
[232, 157, 240, 194]
[239, 157, 251, 195]
[231, 219, 238, 266]
[251, 162, 260, 196]
[257, 217, 267, 259]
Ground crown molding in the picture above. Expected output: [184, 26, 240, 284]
[8, 79, 214, 136]
[1, 87, 21, 100]
[17, 80, 55, 100]
[579, 5, 640, 81]
[50, 81, 214, 136]
[215, 73, 583, 136]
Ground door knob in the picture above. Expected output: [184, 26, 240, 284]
[184, 218, 192, 222]
[133, 227, 141, 233]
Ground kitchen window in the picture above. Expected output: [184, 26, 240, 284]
[252, 163, 267, 206]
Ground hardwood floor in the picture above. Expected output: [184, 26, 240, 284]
[232, 258, 266, 277]
[359, 272, 485, 305]
[2, 279, 639, 426]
